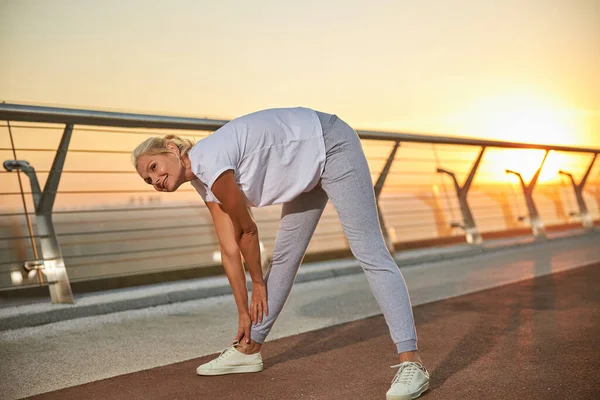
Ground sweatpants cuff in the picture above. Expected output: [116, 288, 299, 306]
[396, 339, 417, 353]
[250, 331, 266, 345]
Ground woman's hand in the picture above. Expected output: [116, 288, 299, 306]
[235, 312, 252, 344]
[250, 281, 268, 325]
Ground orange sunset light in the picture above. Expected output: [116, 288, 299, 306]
[464, 92, 580, 146]
[460, 91, 585, 184]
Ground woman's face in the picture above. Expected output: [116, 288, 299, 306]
[136, 145, 185, 192]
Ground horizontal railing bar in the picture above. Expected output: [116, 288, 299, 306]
[2, 103, 598, 154]
[0, 189, 196, 195]
[0, 103, 228, 131]
[66, 262, 216, 278]
[0, 123, 209, 136]
[356, 129, 600, 153]
[68, 256, 214, 271]
[392, 156, 485, 163]
[0, 148, 132, 154]
[0, 205, 204, 216]
[384, 204, 508, 216]
[56, 224, 209, 237]
[59, 234, 215, 248]
[51, 224, 211, 238]
[386, 216, 509, 229]
[0, 170, 138, 174]
[62, 242, 213, 260]
[64, 250, 213, 266]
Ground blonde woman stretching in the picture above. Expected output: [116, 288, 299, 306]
[132, 107, 430, 400]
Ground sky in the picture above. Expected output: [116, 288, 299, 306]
[1, 0, 599, 148]
[1, 1, 599, 286]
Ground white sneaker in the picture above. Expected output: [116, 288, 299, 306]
[196, 341, 263, 376]
[386, 362, 430, 400]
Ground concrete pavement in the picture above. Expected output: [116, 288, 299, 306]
[1, 231, 600, 399]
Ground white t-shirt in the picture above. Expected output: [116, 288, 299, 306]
[188, 107, 326, 207]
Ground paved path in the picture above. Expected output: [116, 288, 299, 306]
[24, 263, 600, 399]
[1, 233, 600, 399]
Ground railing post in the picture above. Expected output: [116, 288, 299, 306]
[558, 153, 597, 229]
[374, 141, 401, 254]
[505, 150, 549, 239]
[436, 147, 485, 244]
[3, 123, 75, 304]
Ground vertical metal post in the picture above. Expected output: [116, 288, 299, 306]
[558, 153, 597, 229]
[3, 124, 75, 304]
[374, 141, 400, 254]
[6, 120, 44, 285]
[505, 150, 549, 238]
[436, 147, 485, 244]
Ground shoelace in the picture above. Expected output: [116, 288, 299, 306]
[390, 362, 424, 385]
[215, 340, 240, 360]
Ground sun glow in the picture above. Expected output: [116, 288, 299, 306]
[460, 91, 584, 184]
[464, 91, 581, 146]
[484, 149, 570, 185]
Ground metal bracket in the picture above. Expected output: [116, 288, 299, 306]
[23, 260, 45, 271]
[374, 141, 401, 254]
[436, 147, 485, 244]
[505, 150, 549, 238]
[558, 153, 597, 229]
[3, 124, 75, 304]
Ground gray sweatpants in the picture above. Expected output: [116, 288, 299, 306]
[250, 112, 418, 353]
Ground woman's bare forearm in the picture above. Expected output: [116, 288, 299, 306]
[237, 230, 264, 284]
[221, 251, 249, 314]
[209, 171, 265, 285]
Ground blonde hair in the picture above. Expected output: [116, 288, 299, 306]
[131, 134, 195, 168]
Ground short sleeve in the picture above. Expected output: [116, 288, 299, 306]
[195, 134, 239, 191]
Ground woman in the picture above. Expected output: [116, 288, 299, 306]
[132, 107, 430, 400]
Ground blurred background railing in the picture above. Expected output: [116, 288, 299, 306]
[1, 103, 599, 303]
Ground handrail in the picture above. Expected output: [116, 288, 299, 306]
[0, 103, 228, 131]
[356, 130, 599, 153]
[1, 103, 598, 154]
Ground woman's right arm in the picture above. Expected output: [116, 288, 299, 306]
[205, 201, 252, 343]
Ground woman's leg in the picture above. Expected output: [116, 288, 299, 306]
[249, 185, 329, 344]
[318, 112, 418, 355]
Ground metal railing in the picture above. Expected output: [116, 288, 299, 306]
[1, 103, 599, 304]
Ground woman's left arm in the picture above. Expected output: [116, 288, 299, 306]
[210, 170, 268, 325]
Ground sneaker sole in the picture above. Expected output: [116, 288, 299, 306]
[196, 364, 264, 376]
[386, 381, 429, 400]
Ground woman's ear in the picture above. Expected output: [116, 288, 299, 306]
[165, 141, 180, 155]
